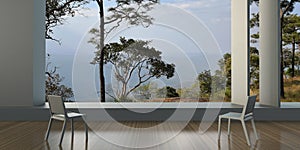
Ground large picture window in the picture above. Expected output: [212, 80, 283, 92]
[46, 0, 300, 104]
[46, 0, 230, 103]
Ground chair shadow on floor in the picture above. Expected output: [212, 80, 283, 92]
[45, 135, 88, 150]
[218, 134, 259, 150]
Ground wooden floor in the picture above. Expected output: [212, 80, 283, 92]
[0, 121, 299, 150]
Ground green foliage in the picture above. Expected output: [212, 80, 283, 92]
[282, 14, 300, 77]
[178, 53, 231, 101]
[249, 47, 259, 90]
[215, 53, 231, 100]
[282, 14, 300, 46]
[218, 53, 231, 89]
[197, 70, 212, 98]
[215, 52, 259, 98]
[156, 86, 179, 98]
[283, 51, 300, 77]
[249, 12, 260, 91]
[92, 37, 175, 100]
[224, 88, 231, 101]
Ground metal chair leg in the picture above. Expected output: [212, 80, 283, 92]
[71, 118, 74, 140]
[218, 117, 222, 140]
[45, 118, 53, 140]
[59, 120, 67, 146]
[84, 121, 88, 142]
[228, 118, 231, 136]
[241, 120, 251, 146]
[251, 119, 259, 140]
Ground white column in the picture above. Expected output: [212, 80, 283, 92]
[33, 0, 46, 106]
[0, 0, 45, 106]
[231, 0, 249, 105]
[259, 0, 280, 107]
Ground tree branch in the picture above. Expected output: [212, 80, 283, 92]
[105, 91, 117, 101]
[281, 0, 296, 18]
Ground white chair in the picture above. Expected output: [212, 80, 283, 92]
[218, 95, 258, 146]
[45, 95, 88, 145]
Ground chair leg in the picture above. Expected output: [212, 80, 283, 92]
[227, 118, 231, 136]
[71, 118, 74, 140]
[84, 121, 88, 142]
[241, 120, 251, 146]
[251, 119, 259, 140]
[45, 118, 53, 140]
[59, 120, 67, 146]
[218, 117, 221, 140]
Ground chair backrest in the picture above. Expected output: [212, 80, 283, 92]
[47, 95, 66, 115]
[242, 95, 257, 116]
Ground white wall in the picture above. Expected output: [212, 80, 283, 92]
[0, 0, 45, 106]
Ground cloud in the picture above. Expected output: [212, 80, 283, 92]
[210, 17, 230, 24]
[165, 0, 217, 10]
[165, 0, 231, 11]
[74, 8, 99, 17]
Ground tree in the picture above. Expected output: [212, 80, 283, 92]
[90, 0, 158, 102]
[46, 0, 158, 102]
[249, 47, 259, 91]
[250, 0, 300, 98]
[217, 52, 259, 98]
[45, 0, 86, 100]
[178, 83, 200, 99]
[197, 70, 212, 98]
[177, 54, 231, 101]
[132, 82, 156, 100]
[217, 53, 231, 99]
[92, 37, 175, 101]
[46, 0, 90, 42]
[250, 0, 300, 18]
[156, 86, 179, 98]
[45, 55, 74, 101]
[282, 14, 300, 77]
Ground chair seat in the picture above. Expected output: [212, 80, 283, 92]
[67, 112, 85, 118]
[52, 114, 65, 120]
[52, 112, 85, 120]
[219, 112, 242, 120]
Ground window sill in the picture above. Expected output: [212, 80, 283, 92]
[39, 102, 300, 109]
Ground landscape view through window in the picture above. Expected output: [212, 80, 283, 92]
[46, 0, 300, 103]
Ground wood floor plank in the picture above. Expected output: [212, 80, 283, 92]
[0, 121, 299, 150]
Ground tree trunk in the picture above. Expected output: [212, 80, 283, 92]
[280, 17, 285, 98]
[292, 38, 296, 77]
[98, 0, 105, 102]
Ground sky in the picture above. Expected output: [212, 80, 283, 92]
[47, 0, 231, 55]
[46, 0, 300, 101]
